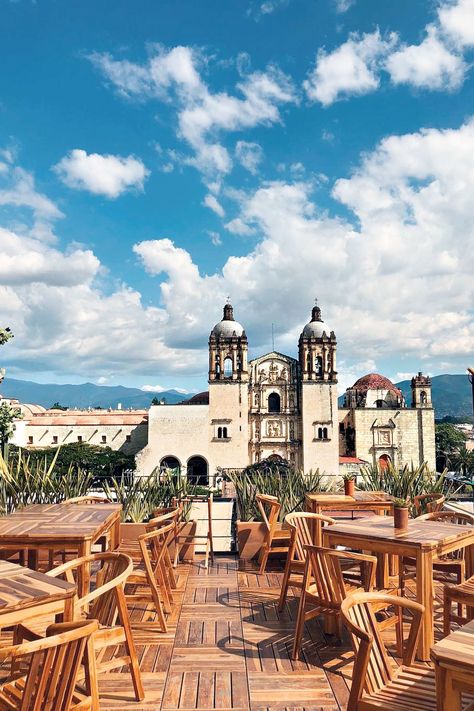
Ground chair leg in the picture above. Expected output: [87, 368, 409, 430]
[291, 588, 308, 661]
[148, 575, 168, 633]
[443, 590, 452, 637]
[115, 587, 145, 701]
[278, 559, 292, 612]
[258, 544, 269, 575]
[164, 547, 177, 589]
[84, 635, 101, 711]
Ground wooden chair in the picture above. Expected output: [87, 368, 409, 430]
[291, 544, 403, 660]
[444, 573, 474, 635]
[2, 619, 99, 710]
[401, 510, 474, 591]
[18, 551, 144, 702]
[256, 494, 291, 575]
[413, 492, 445, 516]
[278, 512, 336, 611]
[125, 519, 176, 633]
[173, 494, 214, 569]
[340, 592, 437, 711]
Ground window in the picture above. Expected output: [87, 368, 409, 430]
[217, 426, 229, 439]
[315, 355, 323, 375]
[322, 427, 328, 440]
[126, 434, 131, 442]
[420, 391, 427, 405]
[318, 427, 323, 439]
[223, 426, 228, 438]
[52, 435, 58, 444]
[28, 435, 33, 444]
[317, 427, 329, 440]
[77, 435, 83, 443]
[101, 435, 107, 444]
[223, 357, 233, 378]
[375, 399, 385, 409]
[339, 422, 345, 433]
[268, 392, 281, 413]
[217, 426, 222, 438]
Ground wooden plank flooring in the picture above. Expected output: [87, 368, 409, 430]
[0, 555, 449, 710]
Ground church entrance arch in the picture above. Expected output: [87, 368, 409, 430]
[378, 454, 391, 471]
[268, 392, 281, 413]
[160, 456, 181, 474]
[187, 456, 208, 485]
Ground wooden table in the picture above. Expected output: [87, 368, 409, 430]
[0, 559, 76, 629]
[0, 502, 121, 597]
[306, 491, 393, 517]
[323, 516, 474, 661]
[431, 618, 474, 710]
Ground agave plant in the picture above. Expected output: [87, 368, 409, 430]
[225, 460, 327, 522]
[357, 461, 454, 516]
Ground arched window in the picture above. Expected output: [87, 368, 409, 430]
[217, 426, 222, 439]
[420, 391, 427, 405]
[223, 426, 228, 438]
[268, 392, 281, 413]
[318, 427, 323, 439]
[375, 399, 386, 409]
[223, 357, 233, 378]
[187, 456, 208, 485]
[315, 355, 323, 375]
[160, 456, 181, 474]
[378, 454, 391, 471]
[322, 427, 328, 440]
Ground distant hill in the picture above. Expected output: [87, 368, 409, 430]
[396, 374, 472, 421]
[337, 373, 472, 421]
[0, 378, 190, 409]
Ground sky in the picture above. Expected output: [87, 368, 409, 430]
[1, 0, 474, 395]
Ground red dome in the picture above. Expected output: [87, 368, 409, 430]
[182, 391, 209, 405]
[351, 373, 402, 398]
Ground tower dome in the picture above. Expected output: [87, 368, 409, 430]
[302, 303, 332, 339]
[211, 302, 245, 338]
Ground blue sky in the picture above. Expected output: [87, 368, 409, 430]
[1, 0, 474, 394]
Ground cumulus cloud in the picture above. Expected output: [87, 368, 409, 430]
[386, 26, 465, 90]
[334, 0, 354, 12]
[90, 45, 296, 179]
[54, 149, 149, 198]
[224, 217, 257, 235]
[203, 194, 225, 217]
[438, 0, 474, 48]
[304, 30, 397, 105]
[235, 141, 264, 174]
[133, 118, 474, 376]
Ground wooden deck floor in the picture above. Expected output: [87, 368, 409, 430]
[94, 555, 447, 711]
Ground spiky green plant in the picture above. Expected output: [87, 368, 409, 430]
[225, 460, 327, 522]
[357, 461, 454, 516]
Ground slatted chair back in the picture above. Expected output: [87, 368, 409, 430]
[0, 619, 99, 711]
[256, 494, 281, 532]
[64, 495, 113, 504]
[304, 545, 377, 609]
[147, 506, 181, 532]
[340, 592, 424, 710]
[48, 551, 133, 626]
[413, 493, 445, 516]
[140, 520, 176, 569]
[285, 512, 336, 558]
[417, 510, 474, 525]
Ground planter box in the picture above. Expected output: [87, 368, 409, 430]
[236, 521, 267, 561]
[172, 521, 196, 562]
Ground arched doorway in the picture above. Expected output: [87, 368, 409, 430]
[187, 456, 208, 485]
[160, 456, 181, 474]
[378, 454, 391, 471]
[268, 392, 281, 413]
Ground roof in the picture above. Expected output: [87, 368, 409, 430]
[351, 373, 402, 397]
[181, 391, 209, 405]
[339, 456, 368, 464]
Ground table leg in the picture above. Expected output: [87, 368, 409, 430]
[465, 543, 474, 579]
[375, 553, 390, 589]
[416, 549, 434, 661]
[27, 548, 39, 570]
[64, 595, 75, 622]
[78, 540, 92, 598]
[435, 664, 462, 711]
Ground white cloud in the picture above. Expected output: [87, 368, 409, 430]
[334, 0, 354, 12]
[90, 46, 297, 179]
[133, 118, 474, 373]
[203, 194, 225, 217]
[235, 141, 263, 174]
[224, 217, 256, 235]
[386, 26, 466, 90]
[54, 149, 149, 198]
[438, 0, 474, 48]
[304, 30, 398, 105]
[208, 230, 222, 246]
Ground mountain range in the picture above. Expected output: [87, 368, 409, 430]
[1, 374, 472, 420]
[0, 378, 189, 409]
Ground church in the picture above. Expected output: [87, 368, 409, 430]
[135, 302, 436, 481]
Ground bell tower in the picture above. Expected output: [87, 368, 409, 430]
[299, 302, 339, 479]
[411, 372, 432, 408]
[208, 302, 249, 470]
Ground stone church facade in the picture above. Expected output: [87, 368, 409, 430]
[135, 303, 435, 481]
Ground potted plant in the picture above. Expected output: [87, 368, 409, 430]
[225, 461, 327, 560]
[342, 473, 355, 497]
[393, 497, 410, 529]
